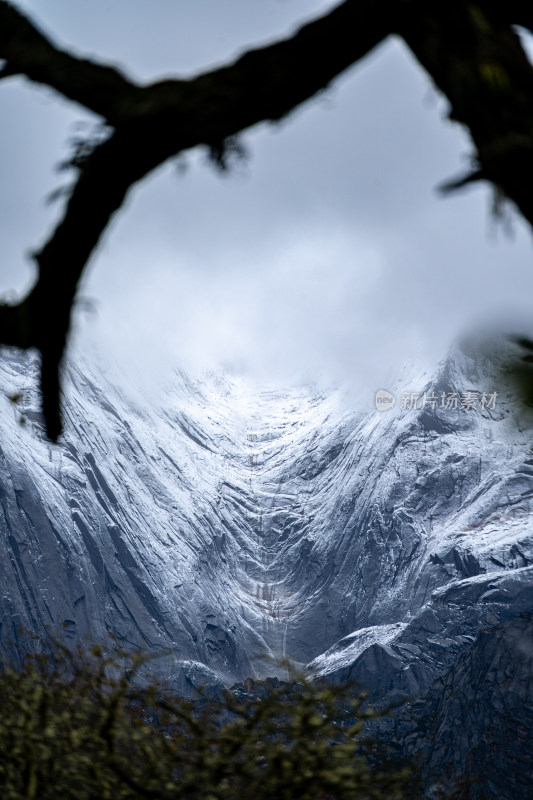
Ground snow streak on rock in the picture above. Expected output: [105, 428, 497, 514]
[0, 334, 532, 707]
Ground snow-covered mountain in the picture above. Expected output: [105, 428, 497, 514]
[0, 335, 532, 793]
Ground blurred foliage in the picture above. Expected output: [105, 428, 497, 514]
[0, 638, 427, 800]
[507, 336, 533, 408]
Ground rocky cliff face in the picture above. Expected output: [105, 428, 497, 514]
[0, 336, 532, 795]
[394, 612, 533, 798]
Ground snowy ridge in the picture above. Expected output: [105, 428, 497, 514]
[308, 622, 408, 675]
[0, 334, 531, 699]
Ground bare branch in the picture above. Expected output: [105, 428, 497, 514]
[398, 0, 533, 228]
[0, 0, 395, 438]
[142, 0, 398, 134]
[1, 0, 532, 439]
[0, 0, 141, 123]
[438, 169, 486, 194]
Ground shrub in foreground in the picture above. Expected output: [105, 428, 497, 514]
[0, 640, 419, 799]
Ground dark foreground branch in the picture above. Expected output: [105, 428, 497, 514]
[0, 0, 394, 439]
[399, 1, 533, 226]
[0, 0, 532, 439]
[0, 0, 142, 123]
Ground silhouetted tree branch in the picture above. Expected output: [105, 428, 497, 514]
[0, 0, 532, 438]
[398, 2, 533, 221]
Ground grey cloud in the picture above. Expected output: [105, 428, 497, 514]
[1, 2, 532, 397]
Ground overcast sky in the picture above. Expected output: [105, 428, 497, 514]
[1, 1, 533, 401]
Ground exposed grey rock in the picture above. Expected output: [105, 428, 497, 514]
[0, 335, 532, 792]
[383, 613, 533, 799]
